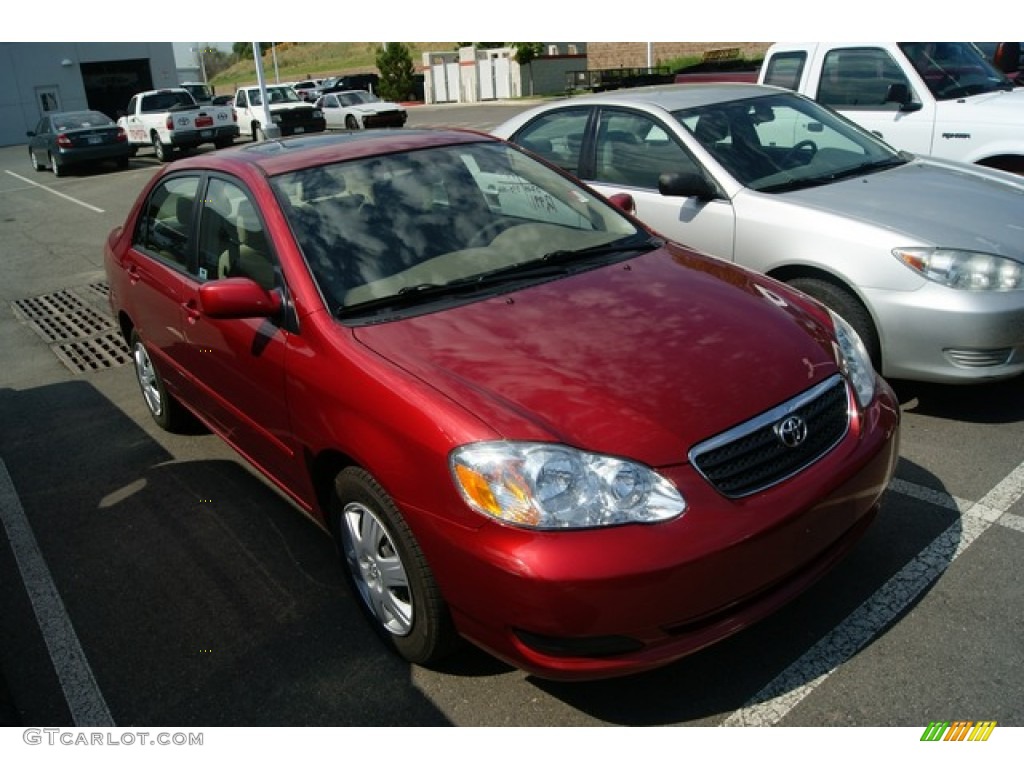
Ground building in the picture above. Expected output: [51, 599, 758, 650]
[422, 43, 587, 103]
[0, 42, 178, 147]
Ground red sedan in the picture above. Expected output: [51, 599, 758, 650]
[104, 130, 899, 680]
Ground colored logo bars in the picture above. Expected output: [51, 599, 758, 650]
[921, 721, 997, 741]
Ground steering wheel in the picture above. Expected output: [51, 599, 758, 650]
[781, 139, 818, 166]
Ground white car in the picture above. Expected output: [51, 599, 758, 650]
[315, 90, 407, 130]
[492, 83, 1024, 384]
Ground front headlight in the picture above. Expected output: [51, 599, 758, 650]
[451, 442, 686, 529]
[830, 310, 875, 409]
[894, 247, 1023, 291]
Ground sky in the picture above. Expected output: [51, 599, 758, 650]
[16, 2, 990, 46]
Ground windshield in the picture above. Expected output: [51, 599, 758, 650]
[675, 92, 905, 192]
[900, 42, 1013, 98]
[271, 141, 644, 319]
[183, 84, 213, 101]
[249, 87, 303, 106]
[338, 91, 381, 107]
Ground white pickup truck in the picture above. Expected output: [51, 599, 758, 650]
[233, 85, 327, 141]
[118, 88, 239, 162]
[758, 42, 1024, 173]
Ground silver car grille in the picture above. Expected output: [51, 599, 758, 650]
[689, 375, 851, 498]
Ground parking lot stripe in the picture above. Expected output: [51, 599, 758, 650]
[4, 170, 105, 213]
[722, 466, 1024, 727]
[0, 459, 114, 726]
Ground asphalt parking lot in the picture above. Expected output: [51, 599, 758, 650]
[0, 106, 1022, 731]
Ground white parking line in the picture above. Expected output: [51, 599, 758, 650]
[0, 459, 114, 726]
[722, 465, 1024, 727]
[4, 170, 105, 213]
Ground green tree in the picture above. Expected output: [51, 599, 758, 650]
[376, 42, 415, 101]
[231, 42, 274, 60]
[512, 43, 544, 96]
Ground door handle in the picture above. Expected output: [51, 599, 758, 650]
[182, 299, 201, 323]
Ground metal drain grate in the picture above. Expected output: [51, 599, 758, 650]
[53, 334, 132, 372]
[12, 289, 87, 320]
[22, 306, 115, 343]
[10, 282, 130, 374]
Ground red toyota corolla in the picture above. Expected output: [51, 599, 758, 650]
[104, 130, 900, 680]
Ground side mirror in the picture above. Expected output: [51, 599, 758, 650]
[606, 192, 636, 216]
[884, 83, 922, 112]
[26, 131, 35, 137]
[658, 171, 718, 201]
[199, 278, 282, 319]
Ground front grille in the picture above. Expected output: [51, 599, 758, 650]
[276, 109, 314, 126]
[364, 111, 405, 128]
[689, 375, 850, 498]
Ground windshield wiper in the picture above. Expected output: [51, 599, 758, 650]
[760, 156, 909, 193]
[336, 236, 661, 319]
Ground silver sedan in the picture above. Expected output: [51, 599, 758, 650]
[492, 83, 1024, 384]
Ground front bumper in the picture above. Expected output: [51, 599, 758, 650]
[412, 379, 901, 680]
[868, 282, 1024, 383]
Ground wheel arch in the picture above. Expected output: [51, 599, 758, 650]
[975, 154, 1024, 175]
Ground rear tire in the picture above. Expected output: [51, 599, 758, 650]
[152, 133, 172, 162]
[129, 329, 187, 432]
[49, 153, 63, 177]
[29, 149, 45, 171]
[330, 467, 458, 666]
[787, 277, 882, 372]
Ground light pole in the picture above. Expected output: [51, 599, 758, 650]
[191, 44, 208, 82]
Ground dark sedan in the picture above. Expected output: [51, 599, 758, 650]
[27, 110, 131, 176]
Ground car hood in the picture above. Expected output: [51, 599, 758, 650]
[354, 102, 402, 113]
[352, 245, 843, 467]
[781, 159, 1024, 257]
[953, 85, 1024, 115]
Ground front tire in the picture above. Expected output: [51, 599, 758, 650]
[345, 114, 359, 130]
[787, 277, 882, 372]
[252, 123, 265, 142]
[130, 329, 187, 432]
[330, 467, 458, 666]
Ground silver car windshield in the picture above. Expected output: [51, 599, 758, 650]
[675, 93, 906, 192]
[271, 141, 645, 319]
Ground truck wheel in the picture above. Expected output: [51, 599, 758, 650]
[214, 137, 234, 149]
[252, 123, 264, 142]
[152, 133, 172, 162]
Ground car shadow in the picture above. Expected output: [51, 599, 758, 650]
[0, 381, 451, 726]
[889, 375, 1024, 424]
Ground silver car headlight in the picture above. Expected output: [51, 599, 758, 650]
[830, 310, 875, 409]
[451, 442, 686, 529]
[894, 247, 1023, 291]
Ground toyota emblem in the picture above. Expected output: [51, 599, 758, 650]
[774, 415, 808, 448]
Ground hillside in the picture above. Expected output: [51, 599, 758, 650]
[209, 42, 458, 90]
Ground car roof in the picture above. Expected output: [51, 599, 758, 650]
[550, 82, 788, 111]
[168, 129, 496, 177]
